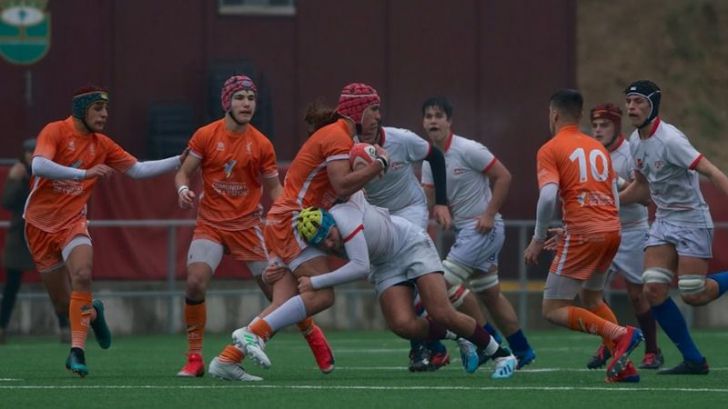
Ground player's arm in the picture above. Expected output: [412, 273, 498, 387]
[308, 229, 370, 289]
[31, 156, 112, 180]
[423, 146, 452, 230]
[124, 154, 183, 179]
[619, 171, 650, 205]
[175, 154, 202, 209]
[262, 174, 282, 202]
[694, 156, 728, 197]
[524, 182, 558, 265]
[327, 157, 387, 199]
[476, 160, 511, 233]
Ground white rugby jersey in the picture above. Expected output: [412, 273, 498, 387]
[421, 133, 500, 229]
[309, 190, 416, 290]
[362, 127, 430, 212]
[610, 137, 648, 230]
[629, 119, 712, 228]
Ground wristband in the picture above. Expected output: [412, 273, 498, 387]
[177, 185, 190, 195]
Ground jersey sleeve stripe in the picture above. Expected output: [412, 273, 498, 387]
[326, 154, 349, 163]
[343, 224, 364, 243]
[483, 158, 498, 173]
[689, 154, 703, 170]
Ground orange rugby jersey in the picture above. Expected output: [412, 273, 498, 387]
[188, 120, 278, 229]
[25, 117, 137, 233]
[268, 119, 353, 216]
[536, 125, 620, 235]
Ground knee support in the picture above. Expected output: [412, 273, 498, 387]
[442, 259, 473, 286]
[678, 275, 706, 295]
[469, 272, 499, 292]
[641, 267, 673, 284]
[447, 284, 470, 308]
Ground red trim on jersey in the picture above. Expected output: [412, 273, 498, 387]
[689, 154, 704, 170]
[343, 225, 364, 243]
[424, 143, 432, 160]
[444, 132, 454, 152]
[378, 127, 386, 146]
[483, 158, 498, 173]
[608, 135, 624, 152]
[647, 117, 661, 138]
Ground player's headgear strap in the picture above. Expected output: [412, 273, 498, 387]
[221, 75, 257, 112]
[72, 87, 110, 119]
[590, 103, 622, 130]
[624, 80, 661, 129]
[296, 207, 336, 246]
[336, 83, 380, 124]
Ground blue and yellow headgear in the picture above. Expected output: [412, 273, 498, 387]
[297, 207, 336, 246]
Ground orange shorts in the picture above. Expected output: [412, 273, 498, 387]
[263, 213, 306, 265]
[25, 220, 91, 273]
[192, 222, 267, 261]
[549, 230, 620, 280]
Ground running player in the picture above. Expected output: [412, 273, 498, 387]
[619, 80, 728, 375]
[523, 89, 643, 383]
[24, 86, 185, 377]
[420, 96, 535, 369]
[583, 103, 663, 370]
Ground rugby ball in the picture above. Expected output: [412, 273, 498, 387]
[349, 143, 377, 170]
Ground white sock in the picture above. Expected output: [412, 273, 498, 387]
[263, 295, 307, 332]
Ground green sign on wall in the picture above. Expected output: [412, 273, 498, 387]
[0, 0, 50, 65]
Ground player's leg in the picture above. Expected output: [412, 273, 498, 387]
[63, 235, 96, 377]
[0, 268, 23, 343]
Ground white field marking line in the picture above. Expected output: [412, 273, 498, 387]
[0, 378, 23, 382]
[333, 366, 728, 372]
[2, 384, 728, 393]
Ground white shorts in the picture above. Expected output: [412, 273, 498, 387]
[447, 219, 504, 272]
[646, 218, 713, 259]
[390, 204, 429, 230]
[369, 226, 443, 295]
[187, 239, 269, 277]
[543, 271, 609, 300]
[609, 228, 648, 284]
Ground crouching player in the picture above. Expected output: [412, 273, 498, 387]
[238, 189, 518, 379]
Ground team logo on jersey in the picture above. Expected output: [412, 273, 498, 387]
[635, 158, 644, 169]
[68, 139, 76, 151]
[389, 161, 404, 171]
[224, 159, 237, 178]
[246, 142, 253, 156]
[653, 160, 664, 170]
[216, 142, 225, 151]
[0, 0, 51, 65]
[453, 168, 467, 176]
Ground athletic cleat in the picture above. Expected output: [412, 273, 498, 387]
[514, 347, 536, 369]
[177, 352, 205, 377]
[606, 326, 643, 378]
[304, 324, 335, 374]
[232, 327, 271, 369]
[429, 350, 450, 370]
[491, 354, 517, 380]
[657, 358, 709, 375]
[208, 357, 263, 381]
[605, 360, 640, 383]
[638, 349, 664, 370]
[457, 338, 480, 374]
[90, 299, 112, 349]
[408, 345, 432, 372]
[65, 347, 89, 377]
[587, 344, 611, 369]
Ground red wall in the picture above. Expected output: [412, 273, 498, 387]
[0, 0, 576, 218]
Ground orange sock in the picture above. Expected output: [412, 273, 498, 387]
[218, 344, 244, 364]
[69, 291, 93, 350]
[588, 302, 619, 350]
[184, 301, 206, 355]
[296, 317, 314, 335]
[249, 318, 273, 341]
[566, 306, 624, 341]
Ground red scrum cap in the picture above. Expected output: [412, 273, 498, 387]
[221, 75, 257, 112]
[335, 83, 381, 124]
[590, 103, 622, 129]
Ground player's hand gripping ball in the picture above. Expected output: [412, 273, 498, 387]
[349, 142, 378, 170]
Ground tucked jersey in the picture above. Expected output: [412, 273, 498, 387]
[422, 133, 499, 229]
[25, 117, 136, 233]
[610, 137, 648, 231]
[330, 191, 409, 265]
[629, 119, 712, 228]
[269, 119, 353, 216]
[362, 127, 430, 212]
[188, 120, 278, 229]
[537, 125, 619, 235]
